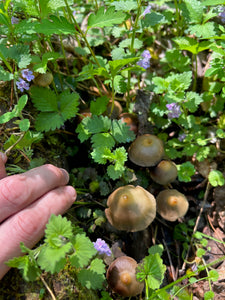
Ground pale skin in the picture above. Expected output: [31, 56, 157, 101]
[0, 152, 76, 279]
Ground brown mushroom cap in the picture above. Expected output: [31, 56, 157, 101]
[156, 189, 189, 221]
[128, 134, 164, 167]
[105, 185, 156, 232]
[33, 72, 53, 87]
[106, 100, 123, 119]
[119, 113, 139, 134]
[106, 256, 144, 297]
[150, 160, 177, 185]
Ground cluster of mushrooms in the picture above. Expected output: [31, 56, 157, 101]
[105, 134, 189, 297]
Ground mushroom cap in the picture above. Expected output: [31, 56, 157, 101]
[150, 160, 177, 185]
[106, 100, 123, 119]
[33, 72, 53, 87]
[119, 113, 139, 134]
[106, 256, 144, 297]
[105, 185, 156, 232]
[128, 134, 164, 167]
[156, 189, 189, 221]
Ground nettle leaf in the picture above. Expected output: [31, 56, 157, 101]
[182, 0, 203, 24]
[113, 75, 127, 93]
[173, 37, 213, 54]
[59, 90, 79, 120]
[110, 1, 137, 11]
[167, 71, 192, 92]
[91, 133, 116, 149]
[69, 234, 97, 268]
[177, 161, 196, 182]
[90, 96, 109, 115]
[87, 6, 126, 29]
[77, 258, 105, 290]
[184, 91, 203, 112]
[208, 170, 225, 187]
[0, 66, 13, 81]
[188, 22, 216, 39]
[137, 253, 166, 290]
[111, 119, 135, 143]
[35, 112, 64, 132]
[44, 214, 73, 247]
[141, 12, 164, 27]
[36, 15, 76, 35]
[84, 115, 111, 134]
[91, 147, 112, 164]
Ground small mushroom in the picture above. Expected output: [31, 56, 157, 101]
[105, 185, 156, 232]
[106, 100, 123, 119]
[119, 112, 139, 134]
[150, 160, 177, 185]
[106, 256, 144, 297]
[33, 72, 53, 87]
[128, 134, 164, 167]
[156, 189, 189, 221]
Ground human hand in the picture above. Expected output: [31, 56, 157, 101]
[0, 153, 76, 279]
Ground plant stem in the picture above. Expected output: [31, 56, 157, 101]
[174, 0, 180, 36]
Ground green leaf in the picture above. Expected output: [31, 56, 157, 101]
[88, 6, 126, 29]
[4, 131, 43, 150]
[110, 1, 137, 11]
[0, 66, 13, 81]
[148, 244, 164, 256]
[177, 162, 196, 182]
[91, 133, 116, 149]
[184, 91, 203, 112]
[208, 170, 225, 187]
[84, 115, 111, 134]
[204, 291, 215, 300]
[35, 112, 64, 132]
[36, 15, 76, 35]
[33, 52, 61, 73]
[188, 22, 216, 39]
[196, 248, 206, 258]
[113, 75, 127, 93]
[44, 214, 73, 248]
[30, 86, 58, 112]
[182, 0, 204, 24]
[137, 253, 166, 290]
[69, 234, 97, 268]
[59, 90, 79, 120]
[111, 119, 135, 143]
[77, 258, 105, 290]
[19, 119, 30, 131]
[208, 270, 219, 282]
[119, 38, 143, 50]
[202, 0, 225, 5]
[90, 96, 109, 115]
[109, 57, 140, 77]
[141, 12, 164, 27]
[91, 147, 111, 164]
[173, 37, 213, 54]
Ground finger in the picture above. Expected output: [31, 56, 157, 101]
[0, 152, 7, 179]
[0, 164, 70, 223]
[0, 185, 76, 279]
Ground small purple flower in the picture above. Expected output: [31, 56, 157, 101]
[16, 78, 30, 92]
[137, 50, 151, 69]
[93, 238, 111, 256]
[166, 103, 182, 119]
[142, 5, 151, 17]
[178, 133, 186, 142]
[219, 8, 225, 23]
[11, 16, 19, 24]
[72, 11, 76, 18]
[21, 69, 34, 82]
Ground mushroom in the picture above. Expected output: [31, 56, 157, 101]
[150, 160, 177, 185]
[128, 134, 164, 167]
[33, 72, 53, 87]
[106, 256, 144, 297]
[156, 189, 189, 221]
[105, 185, 156, 232]
[106, 100, 122, 119]
[119, 112, 139, 134]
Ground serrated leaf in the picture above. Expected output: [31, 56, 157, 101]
[110, 1, 137, 11]
[173, 37, 213, 54]
[44, 214, 73, 247]
[202, 0, 225, 4]
[59, 90, 79, 120]
[88, 6, 126, 29]
[182, 0, 203, 24]
[188, 22, 216, 39]
[119, 38, 143, 50]
[184, 91, 203, 112]
[148, 244, 164, 256]
[30, 86, 58, 112]
[107, 164, 124, 179]
[137, 253, 166, 289]
[35, 112, 63, 131]
[36, 15, 76, 35]
[113, 75, 127, 93]
[141, 12, 164, 27]
[208, 170, 225, 187]
[111, 119, 135, 143]
[177, 162, 196, 182]
[204, 291, 215, 300]
[90, 96, 109, 115]
[84, 115, 111, 134]
[91, 133, 115, 149]
[77, 258, 105, 290]
[208, 270, 219, 282]
[91, 147, 111, 164]
[76, 122, 92, 142]
[69, 234, 97, 268]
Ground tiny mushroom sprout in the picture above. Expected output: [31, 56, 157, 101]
[156, 189, 189, 221]
[150, 160, 178, 185]
[128, 134, 164, 167]
[105, 185, 156, 232]
[106, 256, 144, 297]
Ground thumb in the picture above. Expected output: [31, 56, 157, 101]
[0, 152, 7, 179]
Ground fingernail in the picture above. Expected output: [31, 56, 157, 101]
[0, 152, 7, 163]
[65, 186, 77, 200]
[60, 168, 69, 182]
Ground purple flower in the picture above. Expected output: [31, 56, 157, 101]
[219, 8, 225, 23]
[166, 103, 182, 119]
[16, 78, 30, 92]
[11, 16, 19, 24]
[93, 238, 111, 256]
[72, 11, 76, 18]
[21, 69, 34, 82]
[178, 133, 186, 141]
[137, 50, 151, 69]
[142, 5, 151, 17]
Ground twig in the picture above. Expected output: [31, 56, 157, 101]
[180, 181, 211, 273]
[162, 238, 177, 281]
[40, 275, 57, 300]
[4, 131, 26, 156]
